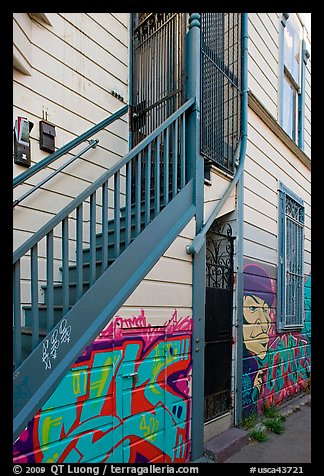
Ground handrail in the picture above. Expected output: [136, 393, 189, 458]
[13, 105, 129, 188]
[13, 139, 99, 208]
[13, 97, 195, 264]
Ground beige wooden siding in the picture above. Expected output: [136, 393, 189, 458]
[204, 168, 236, 221]
[244, 109, 311, 272]
[13, 13, 33, 75]
[120, 219, 195, 314]
[248, 13, 279, 119]
[13, 13, 129, 250]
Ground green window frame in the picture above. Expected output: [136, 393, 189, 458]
[277, 182, 305, 331]
[279, 13, 309, 150]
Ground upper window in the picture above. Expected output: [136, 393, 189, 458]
[281, 14, 302, 143]
[277, 182, 305, 331]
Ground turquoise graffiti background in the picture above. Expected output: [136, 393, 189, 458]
[242, 270, 311, 416]
[13, 312, 192, 463]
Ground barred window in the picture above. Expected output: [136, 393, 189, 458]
[200, 13, 242, 174]
[277, 182, 305, 330]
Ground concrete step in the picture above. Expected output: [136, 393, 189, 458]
[204, 427, 249, 463]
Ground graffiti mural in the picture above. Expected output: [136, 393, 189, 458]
[242, 263, 311, 416]
[13, 310, 192, 463]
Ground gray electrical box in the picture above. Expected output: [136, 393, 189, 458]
[14, 117, 34, 167]
[39, 121, 56, 153]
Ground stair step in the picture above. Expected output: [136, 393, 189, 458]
[81, 241, 127, 265]
[23, 304, 69, 329]
[60, 257, 116, 283]
[204, 427, 249, 463]
[20, 325, 48, 362]
[21, 202, 166, 352]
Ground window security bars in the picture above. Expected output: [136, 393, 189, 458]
[200, 13, 242, 174]
[131, 13, 186, 146]
[278, 183, 305, 330]
[284, 195, 304, 327]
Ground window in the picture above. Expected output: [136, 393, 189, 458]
[277, 182, 305, 331]
[280, 13, 302, 143]
[279, 13, 311, 150]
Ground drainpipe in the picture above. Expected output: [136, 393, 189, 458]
[234, 12, 248, 427]
[185, 13, 249, 426]
[185, 13, 206, 461]
[298, 39, 310, 150]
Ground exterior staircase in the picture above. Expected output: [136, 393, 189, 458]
[13, 97, 197, 442]
[20, 203, 154, 360]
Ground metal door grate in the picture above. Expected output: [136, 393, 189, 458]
[204, 221, 234, 422]
[200, 13, 242, 174]
[132, 13, 186, 145]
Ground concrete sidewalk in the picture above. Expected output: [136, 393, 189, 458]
[224, 397, 311, 463]
[195, 393, 311, 464]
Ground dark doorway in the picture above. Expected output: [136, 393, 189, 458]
[204, 221, 234, 422]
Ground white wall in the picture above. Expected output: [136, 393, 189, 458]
[248, 13, 311, 160]
[244, 109, 311, 275]
[13, 13, 130, 246]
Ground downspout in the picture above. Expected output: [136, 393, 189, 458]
[235, 12, 249, 426]
[186, 13, 249, 427]
[185, 13, 206, 462]
[185, 12, 249, 257]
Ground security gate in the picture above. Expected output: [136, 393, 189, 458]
[200, 13, 242, 175]
[131, 13, 186, 145]
[131, 14, 186, 203]
[204, 221, 234, 422]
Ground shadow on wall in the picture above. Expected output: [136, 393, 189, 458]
[242, 263, 311, 416]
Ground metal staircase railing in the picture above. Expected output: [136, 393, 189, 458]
[13, 97, 196, 440]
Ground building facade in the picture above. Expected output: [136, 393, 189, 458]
[13, 12, 311, 463]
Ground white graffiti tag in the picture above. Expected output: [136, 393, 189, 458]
[42, 319, 72, 370]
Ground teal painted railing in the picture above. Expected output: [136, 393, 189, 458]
[13, 97, 195, 371]
[13, 139, 99, 208]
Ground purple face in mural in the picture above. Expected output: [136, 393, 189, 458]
[243, 264, 274, 360]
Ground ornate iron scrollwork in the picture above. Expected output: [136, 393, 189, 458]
[285, 195, 304, 224]
[204, 390, 231, 422]
[206, 221, 233, 290]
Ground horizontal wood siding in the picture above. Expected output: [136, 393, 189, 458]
[13, 13, 129, 247]
[248, 13, 279, 119]
[121, 219, 195, 311]
[244, 109, 311, 274]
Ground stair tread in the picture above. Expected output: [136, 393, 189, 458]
[20, 325, 47, 336]
[22, 303, 71, 311]
[59, 259, 112, 271]
[41, 280, 91, 289]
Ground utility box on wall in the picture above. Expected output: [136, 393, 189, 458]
[14, 117, 34, 167]
[39, 121, 56, 153]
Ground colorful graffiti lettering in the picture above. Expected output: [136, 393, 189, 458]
[242, 263, 311, 416]
[13, 310, 192, 463]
